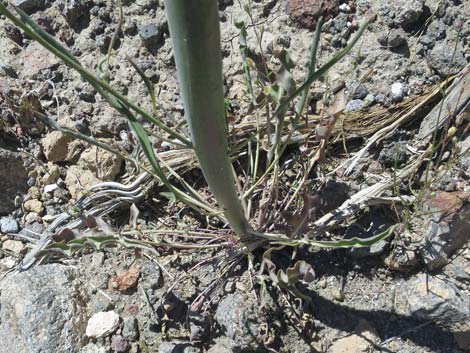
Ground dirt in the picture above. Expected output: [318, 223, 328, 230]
[0, 0, 469, 353]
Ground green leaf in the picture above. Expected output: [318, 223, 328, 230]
[160, 192, 177, 203]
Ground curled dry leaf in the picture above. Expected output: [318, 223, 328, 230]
[108, 266, 141, 292]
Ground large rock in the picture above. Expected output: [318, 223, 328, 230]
[65, 165, 100, 199]
[79, 145, 123, 180]
[287, 0, 339, 29]
[89, 106, 128, 137]
[41, 131, 74, 162]
[0, 264, 90, 353]
[396, 273, 470, 329]
[394, 0, 423, 29]
[215, 292, 262, 352]
[420, 192, 470, 270]
[428, 41, 467, 78]
[0, 148, 28, 215]
[20, 41, 60, 78]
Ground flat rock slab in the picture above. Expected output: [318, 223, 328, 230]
[418, 65, 470, 142]
[0, 264, 89, 353]
[395, 273, 470, 329]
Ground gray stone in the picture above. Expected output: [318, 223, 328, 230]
[139, 23, 165, 49]
[19, 222, 44, 240]
[13, 0, 45, 13]
[420, 192, 470, 271]
[369, 240, 389, 255]
[396, 273, 470, 328]
[328, 320, 378, 353]
[426, 20, 447, 43]
[0, 149, 28, 215]
[58, 0, 92, 27]
[349, 81, 368, 100]
[345, 99, 364, 112]
[419, 34, 434, 48]
[390, 82, 406, 102]
[122, 317, 139, 340]
[0, 217, 19, 233]
[449, 266, 470, 282]
[110, 335, 129, 353]
[0, 264, 89, 353]
[215, 292, 261, 352]
[394, 0, 424, 29]
[89, 106, 128, 137]
[378, 141, 408, 168]
[388, 29, 407, 48]
[375, 93, 387, 105]
[378, 28, 407, 48]
[428, 41, 467, 78]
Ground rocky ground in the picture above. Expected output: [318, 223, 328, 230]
[0, 0, 469, 352]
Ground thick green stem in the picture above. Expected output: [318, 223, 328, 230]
[164, 0, 251, 237]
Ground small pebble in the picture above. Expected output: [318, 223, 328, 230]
[339, 3, 351, 12]
[390, 82, 406, 102]
[0, 217, 19, 234]
[345, 99, 364, 112]
[23, 199, 44, 214]
[86, 311, 120, 338]
[2, 239, 25, 254]
[110, 335, 129, 353]
[24, 212, 40, 225]
[44, 184, 59, 193]
[331, 287, 345, 301]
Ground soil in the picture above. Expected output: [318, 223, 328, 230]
[0, 1, 469, 353]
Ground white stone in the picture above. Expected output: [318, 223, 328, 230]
[339, 3, 351, 12]
[390, 82, 406, 102]
[44, 184, 59, 193]
[85, 311, 120, 338]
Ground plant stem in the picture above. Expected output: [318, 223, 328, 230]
[164, 0, 251, 237]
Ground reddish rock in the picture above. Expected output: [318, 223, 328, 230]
[287, 0, 339, 29]
[421, 191, 470, 270]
